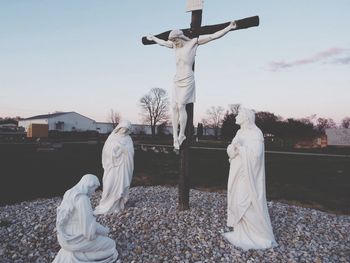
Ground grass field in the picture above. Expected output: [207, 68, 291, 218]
[1, 142, 349, 214]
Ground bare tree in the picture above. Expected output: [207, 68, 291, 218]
[200, 118, 210, 136]
[203, 106, 225, 137]
[316, 117, 336, 133]
[341, 117, 350, 128]
[108, 109, 121, 128]
[139, 88, 169, 136]
[228, 103, 241, 115]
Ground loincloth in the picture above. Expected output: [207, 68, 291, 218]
[172, 73, 196, 104]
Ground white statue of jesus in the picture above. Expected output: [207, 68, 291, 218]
[223, 108, 277, 250]
[147, 21, 236, 149]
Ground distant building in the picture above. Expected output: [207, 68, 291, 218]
[201, 127, 221, 137]
[130, 124, 151, 135]
[0, 123, 26, 141]
[130, 124, 173, 135]
[95, 122, 114, 134]
[18, 111, 219, 136]
[325, 128, 350, 146]
[18, 112, 96, 133]
[18, 112, 168, 135]
[294, 136, 327, 148]
[27, 123, 49, 138]
[0, 123, 17, 129]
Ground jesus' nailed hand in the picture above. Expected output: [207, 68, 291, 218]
[147, 21, 237, 150]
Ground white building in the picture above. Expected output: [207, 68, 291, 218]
[325, 128, 350, 146]
[18, 111, 220, 136]
[130, 124, 173, 135]
[96, 122, 114, 134]
[18, 112, 96, 132]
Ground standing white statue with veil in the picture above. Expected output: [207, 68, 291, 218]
[223, 108, 277, 250]
[53, 174, 118, 263]
[94, 120, 134, 215]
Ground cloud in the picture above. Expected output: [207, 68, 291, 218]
[333, 56, 350, 65]
[267, 48, 349, 71]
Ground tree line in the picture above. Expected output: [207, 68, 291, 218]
[137, 88, 350, 138]
[2, 87, 349, 139]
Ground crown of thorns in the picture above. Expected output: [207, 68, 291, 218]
[168, 29, 188, 40]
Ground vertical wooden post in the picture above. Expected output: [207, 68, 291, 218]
[178, 103, 193, 211]
[190, 10, 202, 37]
[178, 10, 202, 211]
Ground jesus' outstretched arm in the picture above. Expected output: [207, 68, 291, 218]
[147, 35, 174, 48]
[198, 21, 237, 45]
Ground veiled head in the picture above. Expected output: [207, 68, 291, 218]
[236, 107, 255, 126]
[115, 120, 132, 135]
[76, 174, 100, 197]
[56, 174, 100, 226]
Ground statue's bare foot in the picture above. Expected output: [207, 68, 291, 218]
[173, 138, 180, 150]
[178, 135, 186, 146]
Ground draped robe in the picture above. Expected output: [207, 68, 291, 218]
[94, 133, 134, 215]
[54, 182, 118, 263]
[223, 126, 277, 250]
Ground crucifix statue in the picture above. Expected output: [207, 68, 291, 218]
[142, 0, 259, 210]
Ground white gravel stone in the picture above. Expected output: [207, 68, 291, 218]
[0, 186, 349, 262]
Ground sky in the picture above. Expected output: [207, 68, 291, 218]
[0, 0, 349, 124]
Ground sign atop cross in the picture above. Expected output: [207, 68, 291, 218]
[186, 0, 203, 12]
[142, 0, 259, 211]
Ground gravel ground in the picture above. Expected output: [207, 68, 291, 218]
[0, 186, 349, 263]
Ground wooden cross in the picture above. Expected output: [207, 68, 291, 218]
[142, 1, 259, 211]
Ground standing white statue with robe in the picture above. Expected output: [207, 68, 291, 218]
[147, 22, 236, 149]
[223, 108, 277, 250]
[94, 120, 134, 215]
[53, 174, 118, 263]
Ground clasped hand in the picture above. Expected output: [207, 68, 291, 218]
[228, 142, 241, 162]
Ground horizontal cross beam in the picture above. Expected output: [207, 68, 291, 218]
[142, 16, 259, 45]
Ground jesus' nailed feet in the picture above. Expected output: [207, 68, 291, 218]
[173, 135, 186, 151]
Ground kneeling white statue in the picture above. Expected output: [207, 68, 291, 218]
[223, 108, 277, 250]
[53, 174, 118, 263]
[94, 120, 134, 215]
